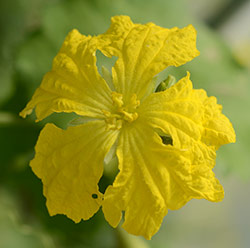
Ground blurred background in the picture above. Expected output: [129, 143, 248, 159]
[0, 0, 250, 247]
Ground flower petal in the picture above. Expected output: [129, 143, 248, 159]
[31, 120, 118, 222]
[102, 123, 190, 239]
[199, 93, 236, 148]
[20, 30, 112, 121]
[99, 16, 200, 100]
[139, 73, 236, 168]
[102, 122, 225, 239]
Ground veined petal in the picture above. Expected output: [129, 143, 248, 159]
[102, 122, 225, 239]
[102, 123, 191, 240]
[198, 92, 236, 148]
[139, 73, 236, 168]
[99, 16, 200, 101]
[163, 151, 224, 211]
[20, 30, 112, 121]
[31, 120, 118, 222]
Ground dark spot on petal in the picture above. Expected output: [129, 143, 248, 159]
[160, 135, 173, 146]
[98, 156, 119, 194]
[92, 194, 98, 199]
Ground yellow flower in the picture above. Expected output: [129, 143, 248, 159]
[20, 16, 236, 239]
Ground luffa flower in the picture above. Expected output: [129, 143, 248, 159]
[20, 16, 236, 239]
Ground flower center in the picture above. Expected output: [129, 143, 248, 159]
[103, 92, 140, 130]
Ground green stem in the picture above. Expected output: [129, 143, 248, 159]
[115, 225, 150, 248]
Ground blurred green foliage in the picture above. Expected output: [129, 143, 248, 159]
[0, 0, 249, 247]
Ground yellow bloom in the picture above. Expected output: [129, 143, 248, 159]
[20, 16, 236, 239]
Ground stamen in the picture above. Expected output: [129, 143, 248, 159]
[103, 92, 140, 130]
[111, 92, 124, 107]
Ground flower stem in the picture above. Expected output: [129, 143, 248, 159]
[115, 225, 150, 248]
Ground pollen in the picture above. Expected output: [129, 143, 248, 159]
[103, 92, 140, 130]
